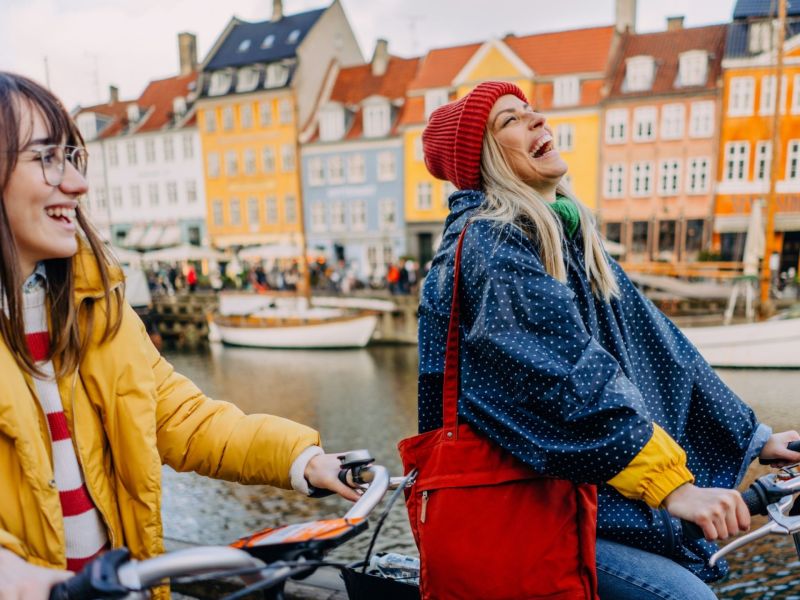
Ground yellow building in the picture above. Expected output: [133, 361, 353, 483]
[399, 26, 617, 265]
[196, 1, 362, 247]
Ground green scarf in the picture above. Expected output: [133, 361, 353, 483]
[549, 194, 580, 238]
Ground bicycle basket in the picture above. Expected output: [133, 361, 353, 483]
[341, 562, 420, 600]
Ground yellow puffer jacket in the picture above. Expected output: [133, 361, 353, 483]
[0, 246, 320, 587]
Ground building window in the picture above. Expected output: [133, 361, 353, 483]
[236, 66, 258, 93]
[759, 75, 788, 115]
[108, 143, 118, 167]
[308, 157, 325, 185]
[280, 145, 295, 172]
[749, 20, 774, 54]
[687, 157, 710, 194]
[658, 159, 681, 196]
[126, 140, 137, 165]
[265, 196, 278, 224]
[208, 152, 220, 178]
[230, 198, 241, 225]
[631, 221, 649, 254]
[241, 104, 254, 128]
[166, 182, 178, 205]
[212, 199, 223, 225]
[379, 199, 395, 230]
[414, 136, 424, 161]
[279, 99, 292, 124]
[755, 141, 772, 181]
[724, 142, 750, 181]
[94, 188, 107, 210]
[144, 139, 156, 163]
[553, 76, 580, 107]
[331, 201, 346, 230]
[311, 201, 325, 232]
[729, 77, 755, 116]
[348, 154, 366, 182]
[262, 147, 275, 173]
[148, 183, 159, 207]
[685, 219, 705, 253]
[605, 109, 627, 143]
[351, 200, 367, 231]
[186, 180, 197, 204]
[631, 162, 653, 197]
[285, 195, 297, 223]
[604, 164, 625, 198]
[225, 151, 238, 177]
[247, 197, 259, 226]
[205, 110, 217, 133]
[377, 151, 396, 181]
[556, 123, 574, 151]
[424, 88, 449, 120]
[417, 182, 432, 210]
[658, 220, 677, 255]
[624, 56, 655, 92]
[259, 101, 273, 126]
[208, 71, 231, 96]
[261, 34, 275, 49]
[605, 222, 622, 244]
[163, 136, 174, 162]
[678, 51, 708, 87]
[786, 140, 800, 180]
[244, 149, 256, 175]
[319, 106, 344, 141]
[112, 187, 122, 208]
[633, 107, 657, 142]
[222, 106, 234, 131]
[792, 75, 800, 114]
[364, 103, 390, 138]
[265, 64, 289, 89]
[287, 29, 301, 44]
[660, 104, 685, 140]
[182, 134, 194, 159]
[328, 156, 345, 184]
[130, 184, 141, 208]
[689, 101, 714, 138]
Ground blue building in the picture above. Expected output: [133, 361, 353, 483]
[300, 41, 420, 283]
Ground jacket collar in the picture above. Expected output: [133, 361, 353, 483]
[73, 240, 124, 302]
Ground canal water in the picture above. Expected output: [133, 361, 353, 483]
[161, 345, 800, 599]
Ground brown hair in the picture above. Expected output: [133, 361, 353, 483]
[0, 71, 123, 377]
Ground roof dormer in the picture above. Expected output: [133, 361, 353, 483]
[265, 63, 289, 89]
[236, 65, 260, 93]
[363, 97, 391, 138]
[677, 50, 708, 88]
[126, 103, 140, 122]
[319, 103, 345, 141]
[172, 96, 187, 117]
[624, 55, 655, 92]
[208, 69, 232, 96]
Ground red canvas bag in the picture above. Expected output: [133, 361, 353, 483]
[398, 224, 599, 600]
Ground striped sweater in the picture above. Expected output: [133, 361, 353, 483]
[22, 267, 108, 572]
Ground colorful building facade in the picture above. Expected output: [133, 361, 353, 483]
[196, 0, 362, 248]
[599, 22, 726, 262]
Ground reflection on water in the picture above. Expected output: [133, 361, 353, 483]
[160, 347, 800, 597]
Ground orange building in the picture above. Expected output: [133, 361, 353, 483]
[599, 20, 727, 263]
[715, 0, 800, 275]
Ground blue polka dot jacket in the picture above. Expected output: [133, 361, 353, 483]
[418, 190, 772, 582]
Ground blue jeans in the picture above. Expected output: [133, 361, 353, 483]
[596, 538, 718, 600]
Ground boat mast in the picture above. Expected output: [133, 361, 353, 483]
[762, 0, 788, 310]
[292, 88, 313, 306]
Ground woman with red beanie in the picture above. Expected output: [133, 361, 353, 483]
[410, 81, 800, 599]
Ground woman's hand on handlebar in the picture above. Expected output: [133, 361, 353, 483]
[759, 430, 800, 467]
[662, 483, 750, 541]
[0, 548, 71, 600]
[305, 453, 361, 502]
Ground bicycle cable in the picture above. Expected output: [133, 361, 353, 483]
[218, 559, 351, 600]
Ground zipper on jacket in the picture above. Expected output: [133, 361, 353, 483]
[420, 491, 429, 523]
[70, 367, 116, 548]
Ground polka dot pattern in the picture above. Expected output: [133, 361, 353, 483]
[417, 190, 769, 583]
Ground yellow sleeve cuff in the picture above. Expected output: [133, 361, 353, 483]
[607, 423, 695, 508]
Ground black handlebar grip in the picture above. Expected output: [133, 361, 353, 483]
[48, 569, 95, 600]
[741, 487, 766, 516]
[307, 468, 350, 498]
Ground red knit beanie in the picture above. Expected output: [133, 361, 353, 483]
[422, 81, 528, 191]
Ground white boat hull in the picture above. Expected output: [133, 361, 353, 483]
[682, 318, 800, 369]
[212, 314, 378, 349]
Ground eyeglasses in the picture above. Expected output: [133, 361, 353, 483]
[27, 144, 89, 187]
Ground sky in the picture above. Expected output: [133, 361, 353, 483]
[0, 0, 737, 110]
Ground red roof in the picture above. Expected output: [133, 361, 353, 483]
[330, 56, 420, 105]
[506, 26, 616, 76]
[606, 24, 727, 98]
[135, 72, 198, 132]
[74, 99, 135, 139]
[407, 42, 481, 91]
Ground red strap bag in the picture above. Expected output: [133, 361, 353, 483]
[398, 224, 599, 600]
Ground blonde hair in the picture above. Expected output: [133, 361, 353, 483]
[477, 131, 619, 301]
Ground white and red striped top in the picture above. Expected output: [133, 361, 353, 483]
[23, 270, 108, 572]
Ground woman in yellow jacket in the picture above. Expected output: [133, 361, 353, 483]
[0, 72, 359, 599]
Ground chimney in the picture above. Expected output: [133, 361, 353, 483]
[109, 85, 119, 104]
[615, 0, 637, 33]
[667, 16, 684, 31]
[178, 32, 198, 75]
[272, 0, 283, 21]
[371, 39, 389, 77]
